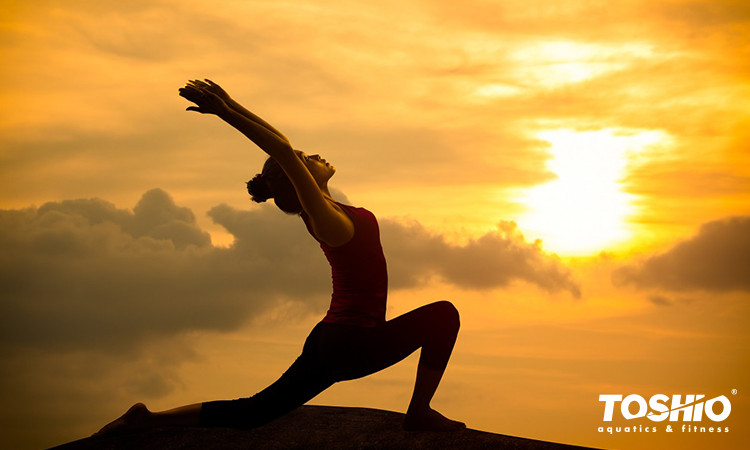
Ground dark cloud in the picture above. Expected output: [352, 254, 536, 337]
[0, 189, 330, 352]
[614, 216, 750, 292]
[0, 189, 579, 354]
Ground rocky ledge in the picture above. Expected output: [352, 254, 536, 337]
[50, 405, 603, 449]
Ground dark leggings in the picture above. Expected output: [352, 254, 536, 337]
[200, 300, 459, 429]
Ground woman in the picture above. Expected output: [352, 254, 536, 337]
[96, 80, 464, 435]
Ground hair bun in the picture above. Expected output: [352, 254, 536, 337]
[247, 174, 273, 203]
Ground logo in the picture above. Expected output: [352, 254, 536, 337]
[596, 392, 735, 435]
[599, 394, 732, 422]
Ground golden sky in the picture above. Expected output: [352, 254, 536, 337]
[1, 1, 748, 449]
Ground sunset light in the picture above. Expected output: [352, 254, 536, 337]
[1, 1, 748, 450]
[516, 128, 667, 256]
[510, 41, 654, 87]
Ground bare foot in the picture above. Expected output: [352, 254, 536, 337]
[93, 403, 151, 437]
[403, 407, 466, 432]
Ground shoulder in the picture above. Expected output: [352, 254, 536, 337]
[301, 199, 355, 247]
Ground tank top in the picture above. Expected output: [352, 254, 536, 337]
[301, 203, 388, 327]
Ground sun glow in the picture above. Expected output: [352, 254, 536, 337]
[509, 41, 654, 88]
[516, 129, 665, 256]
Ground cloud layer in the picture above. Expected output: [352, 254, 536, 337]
[0, 189, 579, 353]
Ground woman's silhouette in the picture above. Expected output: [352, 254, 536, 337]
[95, 79, 464, 435]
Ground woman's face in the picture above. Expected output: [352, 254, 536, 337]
[296, 150, 335, 184]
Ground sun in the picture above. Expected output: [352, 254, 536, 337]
[515, 128, 665, 256]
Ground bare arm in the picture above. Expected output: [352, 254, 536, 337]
[178, 82, 353, 246]
[188, 79, 290, 145]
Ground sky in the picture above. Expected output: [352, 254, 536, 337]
[0, 0, 748, 448]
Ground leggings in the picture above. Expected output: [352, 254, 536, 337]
[200, 300, 459, 429]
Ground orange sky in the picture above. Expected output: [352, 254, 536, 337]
[1, 1, 748, 449]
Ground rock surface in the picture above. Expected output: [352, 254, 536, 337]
[50, 405, 603, 449]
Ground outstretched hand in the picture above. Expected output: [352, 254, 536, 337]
[179, 80, 229, 116]
[190, 79, 232, 103]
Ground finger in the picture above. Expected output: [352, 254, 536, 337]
[205, 79, 225, 92]
[181, 86, 204, 98]
[178, 88, 198, 99]
[179, 91, 203, 105]
[186, 106, 203, 113]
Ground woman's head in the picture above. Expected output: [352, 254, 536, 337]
[246, 151, 335, 215]
[247, 156, 301, 214]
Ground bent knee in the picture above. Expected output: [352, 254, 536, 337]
[432, 300, 460, 331]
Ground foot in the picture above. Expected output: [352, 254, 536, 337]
[93, 403, 151, 437]
[403, 407, 466, 432]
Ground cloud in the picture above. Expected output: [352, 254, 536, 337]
[381, 219, 581, 297]
[614, 216, 750, 292]
[0, 189, 329, 352]
[0, 189, 579, 354]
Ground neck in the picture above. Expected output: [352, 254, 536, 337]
[319, 182, 332, 198]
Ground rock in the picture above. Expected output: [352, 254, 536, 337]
[49, 405, 602, 449]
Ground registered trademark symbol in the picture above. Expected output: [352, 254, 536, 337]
[732, 389, 737, 395]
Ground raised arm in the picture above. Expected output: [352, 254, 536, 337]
[188, 79, 290, 145]
[178, 81, 353, 246]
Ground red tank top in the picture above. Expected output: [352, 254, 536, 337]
[302, 203, 388, 327]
